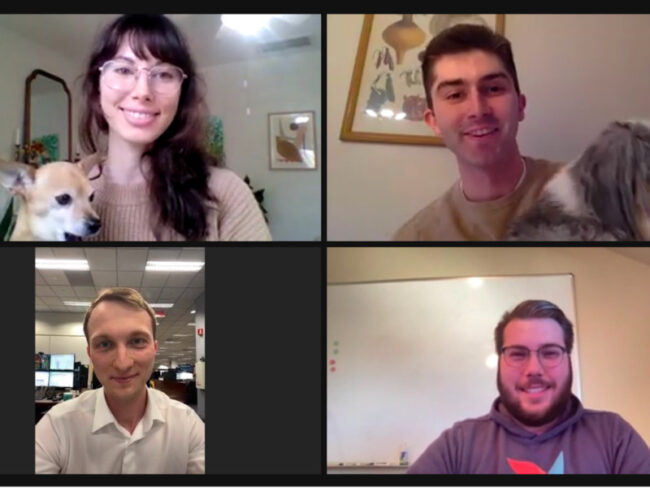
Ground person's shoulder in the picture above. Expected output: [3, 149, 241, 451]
[448, 412, 493, 433]
[393, 186, 455, 241]
[149, 388, 203, 420]
[46, 389, 97, 420]
[525, 156, 567, 180]
[577, 406, 647, 441]
[428, 412, 493, 444]
[207, 166, 250, 197]
[581, 407, 630, 427]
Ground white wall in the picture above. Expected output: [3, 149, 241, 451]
[31, 88, 69, 160]
[202, 48, 322, 241]
[327, 14, 650, 240]
[35, 312, 89, 366]
[0, 25, 82, 217]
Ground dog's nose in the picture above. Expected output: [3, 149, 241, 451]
[86, 218, 101, 234]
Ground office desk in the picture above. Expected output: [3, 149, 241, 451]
[35, 400, 60, 424]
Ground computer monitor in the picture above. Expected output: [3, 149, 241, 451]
[35, 353, 49, 371]
[176, 371, 193, 381]
[35, 371, 49, 387]
[49, 371, 74, 388]
[50, 354, 74, 371]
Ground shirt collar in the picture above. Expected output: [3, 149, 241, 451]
[91, 387, 166, 435]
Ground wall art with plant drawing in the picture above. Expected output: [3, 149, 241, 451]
[341, 14, 505, 146]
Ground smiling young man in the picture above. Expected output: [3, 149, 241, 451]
[394, 24, 563, 241]
[408, 300, 650, 474]
[35, 287, 205, 474]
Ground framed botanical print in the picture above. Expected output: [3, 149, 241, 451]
[340, 14, 505, 146]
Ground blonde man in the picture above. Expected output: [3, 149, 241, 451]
[35, 287, 204, 474]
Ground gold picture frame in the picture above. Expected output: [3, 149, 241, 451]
[340, 14, 506, 146]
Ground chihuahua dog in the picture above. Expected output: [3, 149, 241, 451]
[0, 160, 100, 241]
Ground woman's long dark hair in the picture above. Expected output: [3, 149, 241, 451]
[80, 14, 222, 240]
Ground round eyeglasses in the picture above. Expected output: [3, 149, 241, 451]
[501, 345, 567, 368]
[99, 60, 187, 95]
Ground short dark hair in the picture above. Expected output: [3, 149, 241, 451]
[83, 287, 157, 341]
[421, 24, 520, 111]
[494, 300, 574, 354]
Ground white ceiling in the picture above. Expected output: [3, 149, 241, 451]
[35, 247, 204, 367]
[0, 14, 321, 68]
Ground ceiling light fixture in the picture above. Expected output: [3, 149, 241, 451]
[36, 259, 89, 270]
[63, 301, 91, 307]
[221, 14, 276, 36]
[150, 303, 174, 309]
[145, 261, 204, 272]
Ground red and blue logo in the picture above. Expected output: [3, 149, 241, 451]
[507, 452, 564, 474]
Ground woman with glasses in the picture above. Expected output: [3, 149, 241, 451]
[78, 14, 271, 241]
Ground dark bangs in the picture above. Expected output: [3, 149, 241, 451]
[90, 15, 195, 81]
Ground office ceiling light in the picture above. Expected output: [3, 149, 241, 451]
[36, 259, 89, 270]
[191, 310, 196, 314]
[145, 261, 204, 272]
[221, 14, 275, 36]
[150, 303, 174, 309]
[63, 301, 91, 307]
[187, 322, 196, 327]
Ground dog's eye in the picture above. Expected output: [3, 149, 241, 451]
[55, 194, 72, 206]
[89, 193, 95, 203]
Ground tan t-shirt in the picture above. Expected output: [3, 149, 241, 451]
[394, 157, 564, 241]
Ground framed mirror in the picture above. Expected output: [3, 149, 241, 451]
[23, 69, 72, 163]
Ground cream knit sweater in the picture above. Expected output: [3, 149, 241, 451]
[80, 154, 272, 241]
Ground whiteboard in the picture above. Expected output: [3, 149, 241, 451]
[327, 274, 580, 467]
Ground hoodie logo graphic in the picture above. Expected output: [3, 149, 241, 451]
[507, 451, 564, 474]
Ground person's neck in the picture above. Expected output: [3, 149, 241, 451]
[458, 150, 525, 202]
[104, 135, 149, 185]
[104, 387, 148, 435]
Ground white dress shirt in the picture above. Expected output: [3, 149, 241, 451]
[35, 386, 205, 474]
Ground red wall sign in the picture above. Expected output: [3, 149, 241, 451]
[197, 328, 204, 337]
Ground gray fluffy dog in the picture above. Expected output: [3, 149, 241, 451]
[507, 121, 650, 241]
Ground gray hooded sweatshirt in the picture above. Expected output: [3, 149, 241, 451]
[408, 395, 650, 474]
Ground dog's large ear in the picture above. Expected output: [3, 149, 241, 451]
[0, 160, 37, 195]
[573, 122, 650, 239]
